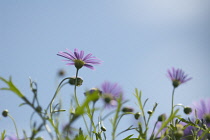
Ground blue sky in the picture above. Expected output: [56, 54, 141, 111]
[0, 1, 210, 139]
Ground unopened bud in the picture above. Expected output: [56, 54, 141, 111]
[195, 119, 201, 124]
[2, 110, 9, 117]
[69, 77, 83, 86]
[203, 124, 208, 130]
[147, 110, 153, 115]
[101, 126, 106, 131]
[122, 107, 134, 113]
[174, 130, 184, 139]
[36, 106, 42, 113]
[158, 114, 166, 122]
[183, 107, 192, 115]
[134, 112, 141, 120]
[84, 88, 102, 102]
[204, 114, 210, 123]
[176, 124, 184, 130]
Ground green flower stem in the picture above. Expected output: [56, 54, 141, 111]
[22, 97, 53, 139]
[170, 88, 176, 124]
[135, 90, 147, 128]
[150, 121, 158, 138]
[90, 102, 96, 139]
[46, 77, 71, 113]
[8, 114, 19, 140]
[115, 113, 131, 133]
[74, 68, 90, 135]
[30, 77, 70, 138]
[146, 114, 152, 128]
[174, 104, 185, 109]
[112, 96, 122, 140]
[101, 108, 115, 120]
[74, 69, 80, 106]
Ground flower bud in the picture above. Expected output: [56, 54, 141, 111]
[74, 60, 85, 69]
[84, 88, 102, 102]
[101, 126, 106, 131]
[176, 124, 184, 130]
[122, 107, 134, 113]
[158, 114, 166, 122]
[36, 106, 42, 113]
[69, 77, 83, 86]
[204, 114, 210, 123]
[183, 107, 192, 115]
[195, 119, 201, 124]
[203, 124, 208, 130]
[174, 130, 184, 139]
[134, 112, 141, 120]
[2, 110, 9, 117]
[147, 110, 153, 115]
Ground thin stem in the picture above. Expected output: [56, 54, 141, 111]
[146, 115, 152, 128]
[8, 114, 19, 140]
[150, 121, 158, 138]
[170, 88, 176, 124]
[112, 96, 122, 140]
[102, 108, 115, 120]
[116, 125, 135, 137]
[21, 97, 53, 139]
[74, 69, 80, 106]
[46, 77, 71, 113]
[74, 68, 90, 135]
[90, 102, 96, 139]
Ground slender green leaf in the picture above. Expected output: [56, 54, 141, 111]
[0, 77, 24, 98]
[1, 130, 6, 140]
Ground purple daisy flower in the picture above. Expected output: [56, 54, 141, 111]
[183, 98, 210, 139]
[167, 67, 192, 88]
[101, 81, 123, 107]
[193, 98, 210, 122]
[57, 48, 101, 70]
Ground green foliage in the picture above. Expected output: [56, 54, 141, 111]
[73, 128, 88, 140]
[155, 109, 179, 138]
[0, 77, 24, 98]
[1, 130, 6, 140]
[0, 67, 209, 140]
[122, 134, 136, 140]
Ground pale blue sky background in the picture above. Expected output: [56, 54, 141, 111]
[0, 1, 210, 139]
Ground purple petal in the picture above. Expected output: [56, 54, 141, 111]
[66, 63, 75, 65]
[80, 50, 84, 59]
[83, 53, 93, 61]
[84, 64, 95, 70]
[57, 53, 74, 60]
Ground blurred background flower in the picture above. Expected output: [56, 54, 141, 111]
[101, 81, 123, 107]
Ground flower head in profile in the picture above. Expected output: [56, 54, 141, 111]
[101, 81, 123, 107]
[57, 48, 101, 70]
[167, 67, 192, 88]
